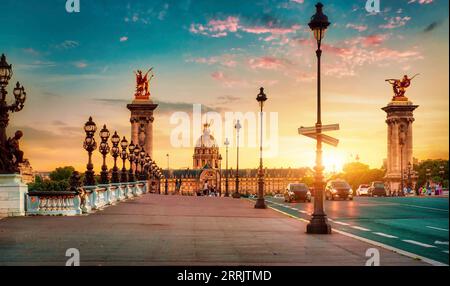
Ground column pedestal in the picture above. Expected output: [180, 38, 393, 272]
[0, 174, 28, 217]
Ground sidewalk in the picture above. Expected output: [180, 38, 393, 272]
[0, 194, 428, 266]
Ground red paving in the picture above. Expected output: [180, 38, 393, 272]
[0, 194, 428, 266]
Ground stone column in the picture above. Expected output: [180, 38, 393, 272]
[127, 101, 158, 158]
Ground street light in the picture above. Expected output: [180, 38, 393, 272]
[110, 131, 120, 183]
[83, 117, 97, 186]
[99, 125, 110, 185]
[139, 149, 146, 180]
[0, 54, 28, 174]
[224, 138, 230, 197]
[255, 87, 267, 209]
[426, 168, 432, 187]
[144, 153, 151, 179]
[128, 141, 136, 182]
[133, 145, 141, 178]
[120, 137, 129, 183]
[306, 2, 332, 234]
[166, 153, 169, 195]
[233, 120, 242, 199]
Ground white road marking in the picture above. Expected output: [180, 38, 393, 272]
[334, 221, 350, 226]
[266, 205, 448, 266]
[434, 241, 449, 245]
[403, 240, 436, 248]
[443, 251, 449, 254]
[327, 218, 334, 222]
[299, 210, 308, 214]
[426, 226, 449, 232]
[374, 232, 398, 239]
[399, 204, 448, 212]
[351, 226, 371, 231]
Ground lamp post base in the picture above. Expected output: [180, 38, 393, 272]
[307, 215, 332, 234]
[254, 198, 266, 209]
[232, 192, 241, 199]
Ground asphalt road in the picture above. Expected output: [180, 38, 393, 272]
[259, 196, 449, 265]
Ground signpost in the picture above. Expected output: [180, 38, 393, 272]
[298, 124, 340, 147]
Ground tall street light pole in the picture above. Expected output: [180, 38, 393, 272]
[224, 138, 230, 197]
[232, 120, 242, 198]
[255, 87, 267, 209]
[165, 153, 169, 195]
[306, 2, 331, 234]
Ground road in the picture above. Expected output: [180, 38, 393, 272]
[258, 196, 449, 265]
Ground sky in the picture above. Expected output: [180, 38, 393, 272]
[1, 0, 448, 173]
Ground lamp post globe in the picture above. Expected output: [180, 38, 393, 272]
[98, 124, 110, 185]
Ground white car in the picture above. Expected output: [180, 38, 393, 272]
[273, 194, 284, 199]
[356, 184, 370, 196]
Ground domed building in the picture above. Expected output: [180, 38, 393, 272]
[193, 123, 221, 169]
[191, 123, 222, 192]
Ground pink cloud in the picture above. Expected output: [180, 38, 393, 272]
[345, 23, 368, 32]
[379, 16, 411, 29]
[408, 0, 433, 4]
[248, 56, 288, 70]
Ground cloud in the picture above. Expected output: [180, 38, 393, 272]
[92, 98, 220, 114]
[186, 55, 237, 68]
[408, 0, 433, 4]
[379, 16, 411, 29]
[346, 23, 368, 32]
[248, 56, 289, 70]
[57, 40, 79, 49]
[22, 48, 40, 56]
[73, 61, 88, 68]
[120, 36, 128, 42]
[189, 16, 301, 39]
[210, 71, 248, 88]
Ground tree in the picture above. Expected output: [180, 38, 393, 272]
[415, 159, 449, 188]
[49, 166, 75, 182]
[332, 162, 386, 190]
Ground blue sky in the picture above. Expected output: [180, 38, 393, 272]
[1, 0, 448, 171]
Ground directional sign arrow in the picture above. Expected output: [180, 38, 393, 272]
[298, 124, 340, 135]
[298, 123, 340, 147]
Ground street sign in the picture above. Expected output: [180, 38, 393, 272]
[298, 124, 340, 135]
[298, 123, 340, 147]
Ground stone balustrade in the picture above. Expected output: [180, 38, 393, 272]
[26, 181, 148, 216]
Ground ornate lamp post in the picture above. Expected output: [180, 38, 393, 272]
[133, 145, 141, 178]
[439, 165, 445, 187]
[139, 149, 146, 180]
[306, 2, 332, 234]
[224, 138, 230, 197]
[83, 117, 97, 186]
[0, 54, 28, 174]
[98, 125, 110, 184]
[128, 141, 136, 182]
[120, 137, 129, 182]
[232, 120, 242, 199]
[255, 87, 267, 209]
[110, 131, 120, 183]
[144, 154, 151, 180]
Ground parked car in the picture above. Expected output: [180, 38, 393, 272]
[356, 184, 370, 196]
[249, 194, 258, 199]
[284, 183, 312, 203]
[273, 193, 284, 199]
[325, 180, 353, 200]
[368, 181, 387, 197]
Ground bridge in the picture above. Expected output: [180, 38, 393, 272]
[0, 191, 429, 266]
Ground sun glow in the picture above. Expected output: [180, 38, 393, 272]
[323, 151, 346, 173]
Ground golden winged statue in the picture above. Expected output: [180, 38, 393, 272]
[385, 74, 419, 100]
[134, 67, 154, 99]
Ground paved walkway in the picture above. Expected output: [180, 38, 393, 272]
[0, 194, 428, 266]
